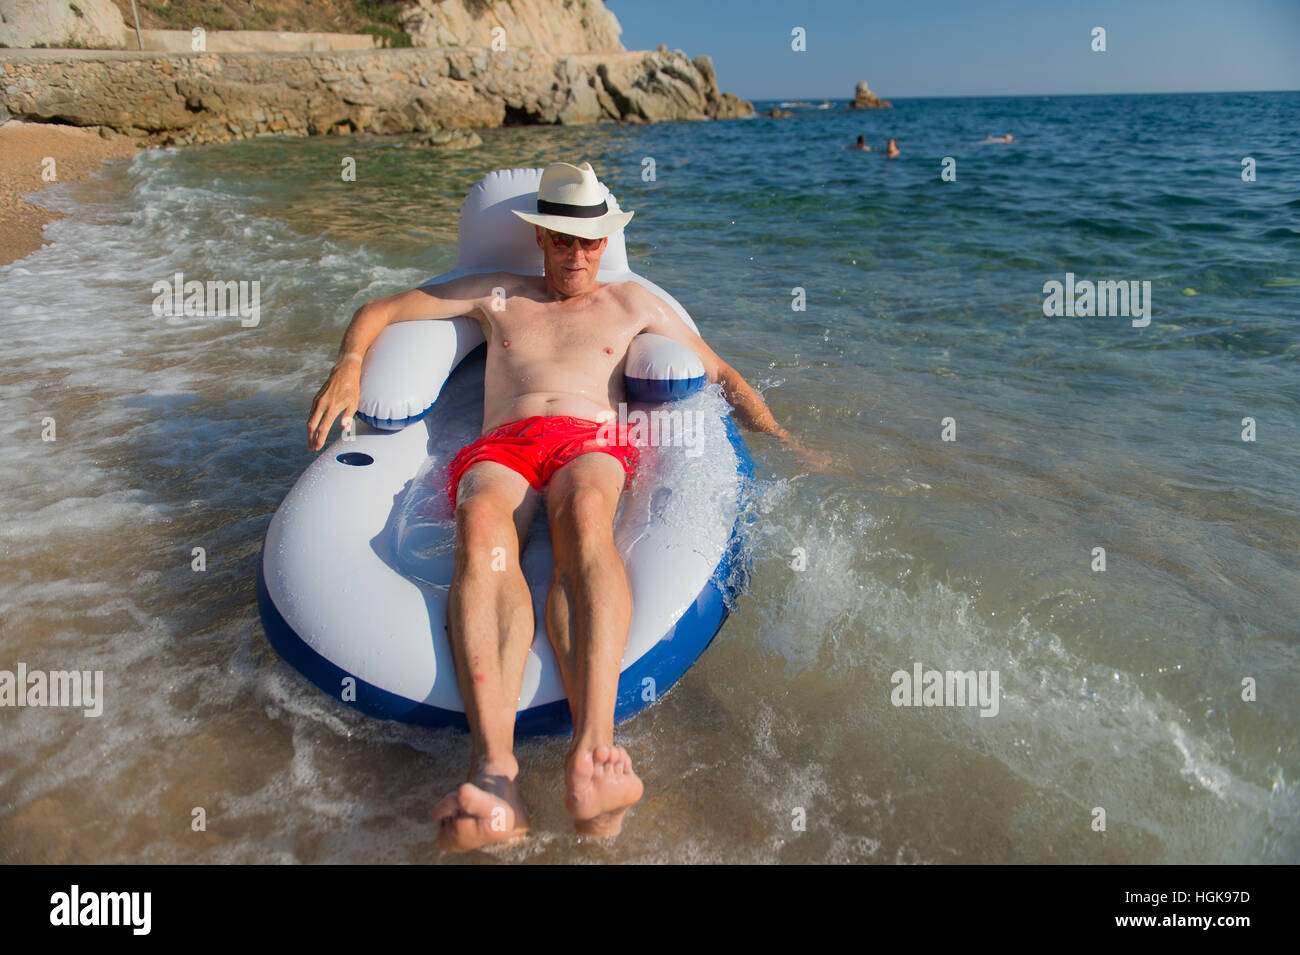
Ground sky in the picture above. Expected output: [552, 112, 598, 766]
[609, 0, 1300, 100]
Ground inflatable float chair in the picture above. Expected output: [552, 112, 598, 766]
[257, 167, 754, 735]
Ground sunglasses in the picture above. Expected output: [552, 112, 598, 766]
[546, 230, 604, 251]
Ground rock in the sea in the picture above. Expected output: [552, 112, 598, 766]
[0, 0, 127, 50]
[765, 108, 795, 118]
[847, 80, 891, 109]
[407, 127, 482, 149]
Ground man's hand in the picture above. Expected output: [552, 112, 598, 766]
[776, 429, 838, 473]
[307, 354, 362, 451]
[629, 285, 822, 463]
[303, 275, 502, 451]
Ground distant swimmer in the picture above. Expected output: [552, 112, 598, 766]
[849, 135, 873, 151]
[885, 137, 900, 158]
[983, 134, 1014, 143]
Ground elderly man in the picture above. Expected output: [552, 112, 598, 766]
[307, 161, 816, 852]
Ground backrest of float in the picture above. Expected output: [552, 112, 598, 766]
[356, 167, 701, 430]
[455, 166, 626, 275]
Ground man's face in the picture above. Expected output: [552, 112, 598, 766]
[536, 227, 606, 296]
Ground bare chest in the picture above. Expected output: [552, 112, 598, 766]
[486, 293, 642, 365]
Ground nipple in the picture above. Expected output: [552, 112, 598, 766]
[502, 340, 511, 347]
[604, 347, 613, 354]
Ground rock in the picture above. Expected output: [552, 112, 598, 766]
[0, 0, 127, 50]
[0, 44, 750, 144]
[707, 91, 750, 120]
[765, 109, 795, 118]
[408, 127, 482, 149]
[592, 49, 752, 123]
[397, 0, 623, 54]
[98, 124, 115, 139]
[692, 55, 717, 89]
[848, 80, 891, 109]
[556, 71, 603, 125]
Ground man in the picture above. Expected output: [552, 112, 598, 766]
[885, 137, 901, 158]
[307, 161, 820, 852]
[850, 135, 873, 151]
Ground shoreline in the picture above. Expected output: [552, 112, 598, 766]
[0, 120, 140, 267]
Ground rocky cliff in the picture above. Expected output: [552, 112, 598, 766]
[5, 0, 627, 52]
[0, 0, 128, 49]
[398, 0, 624, 53]
[0, 46, 751, 145]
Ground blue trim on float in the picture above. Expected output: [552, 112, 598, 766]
[258, 544, 732, 736]
[355, 405, 434, 431]
[717, 415, 756, 599]
[258, 550, 457, 727]
[256, 416, 756, 737]
[625, 374, 707, 403]
[355, 341, 486, 431]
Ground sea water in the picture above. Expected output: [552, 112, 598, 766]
[1, 91, 1296, 863]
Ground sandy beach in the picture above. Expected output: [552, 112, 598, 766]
[0, 120, 139, 266]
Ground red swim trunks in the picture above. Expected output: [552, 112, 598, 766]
[446, 414, 639, 507]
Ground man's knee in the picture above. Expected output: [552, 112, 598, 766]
[455, 494, 517, 568]
[551, 484, 618, 568]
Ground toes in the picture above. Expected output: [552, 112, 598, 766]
[432, 792, 461, 823]
[570, 747, 594, 780]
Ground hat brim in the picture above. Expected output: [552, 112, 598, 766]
[512, 209, 634, 240]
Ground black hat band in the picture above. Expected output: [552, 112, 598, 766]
[536, 198, 609, 218]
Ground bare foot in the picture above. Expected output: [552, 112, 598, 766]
[433, 757, 530, 853]
[566, 745, 644, 838]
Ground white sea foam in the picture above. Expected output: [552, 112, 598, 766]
[724, 481, 1300, 863]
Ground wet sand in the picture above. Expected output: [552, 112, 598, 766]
[0, 120, 140, 266]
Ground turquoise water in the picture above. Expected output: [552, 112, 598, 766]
[1, 91, 1296, 862]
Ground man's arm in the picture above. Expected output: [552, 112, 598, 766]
[306, 274, 500, 451]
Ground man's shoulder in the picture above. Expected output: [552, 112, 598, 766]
[604, 278, 657, 303]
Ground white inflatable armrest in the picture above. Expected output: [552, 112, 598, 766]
[357, 315, 485, 429]
[626, 333, 706, 382]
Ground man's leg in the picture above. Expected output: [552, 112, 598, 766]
[433, 461, 541, 852]
[544, 453, 644, 837]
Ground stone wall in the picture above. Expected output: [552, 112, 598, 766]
[0, 47, 752, 145]
[138, 30, 379, 53]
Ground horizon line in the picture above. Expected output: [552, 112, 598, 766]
[746, 87, 1299, 101]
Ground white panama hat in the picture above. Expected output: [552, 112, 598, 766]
[512, 161, 634, 240]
